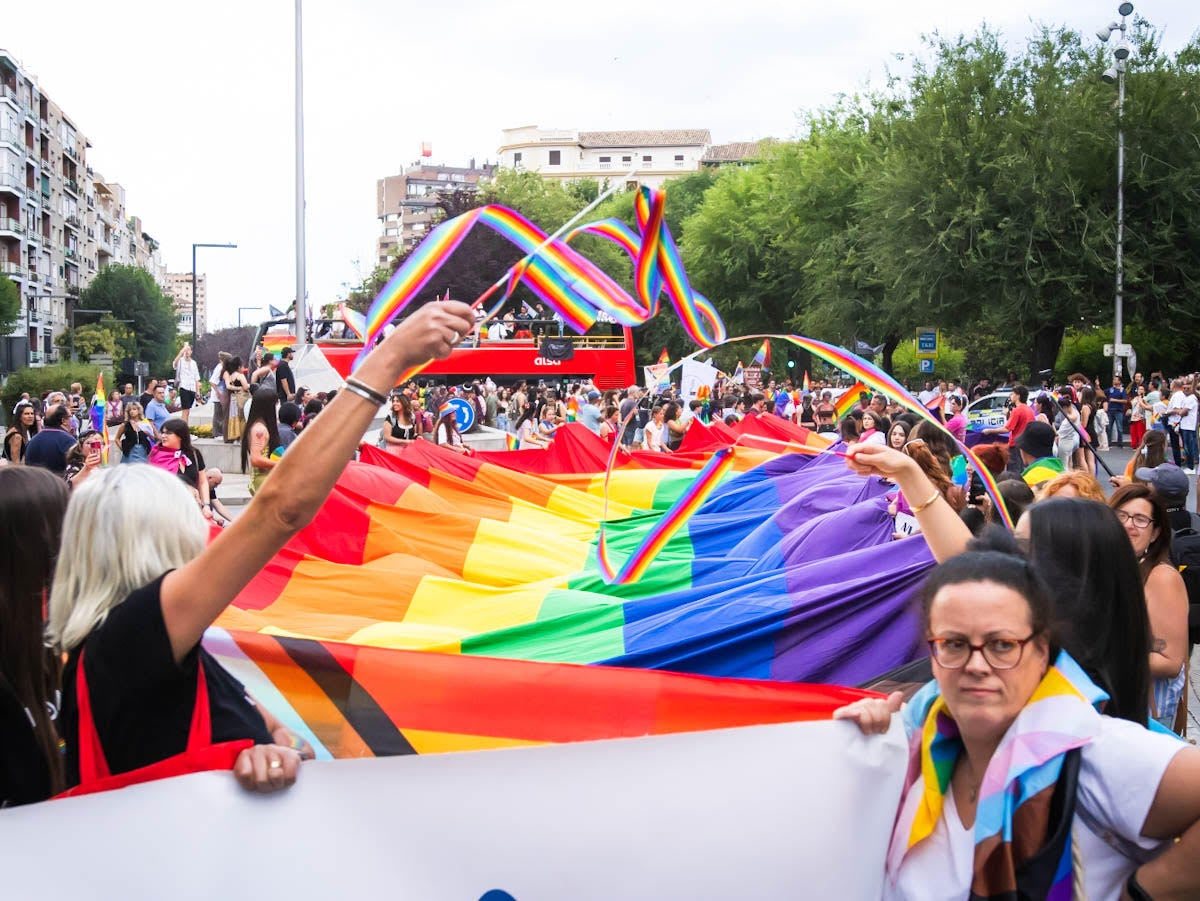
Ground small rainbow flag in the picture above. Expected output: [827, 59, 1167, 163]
[91, 372, 108, 463]
[567, 395, 580, 423]
[802, 371, 811, 393]
[751, 339, 771, 368]
[732, 362, 744, 384]
[834, 382, 869, 419]
[504, 433, 520, 451]
[656, 348, 670, 366]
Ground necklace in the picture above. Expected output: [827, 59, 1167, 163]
[960, 756, 983, 803]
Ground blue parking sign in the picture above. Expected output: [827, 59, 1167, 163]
[919, 358, 935, 374]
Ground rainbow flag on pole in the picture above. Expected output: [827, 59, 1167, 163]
[751, 339, 771, 368]
[834, 382, 869, 419]
[90, 372, 109, 463]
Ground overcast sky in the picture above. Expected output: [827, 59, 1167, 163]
[3, 0, 1196, 329]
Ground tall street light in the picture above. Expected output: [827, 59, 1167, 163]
[192, 242, 237, 350]
[1098, 2, 1134, 379]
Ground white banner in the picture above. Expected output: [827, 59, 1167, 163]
[643, 363, 671, 392]
[0, 719, 906, 900]
[681, 358, 720, 402]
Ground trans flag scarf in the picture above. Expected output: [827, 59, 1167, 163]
[886, 651, 1107, 900]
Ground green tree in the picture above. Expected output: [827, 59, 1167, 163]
[0, 274, 18, 338]
[54, 322, 134, 361]
[79, 266, 177, 372]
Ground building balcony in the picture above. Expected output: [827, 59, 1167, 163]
[64, 145, 79, 163]
[0, 85, 18, 107]
[0, 261, 26, 279]
[39, 118, 50, 137]
[63, 178, 79, 196]
[39, 181, 49, 199]
[0, 128, 20, 148]
[64, 214, 80, 230]
[0, 172, 25, 195]
[0, 218, 22, 237]
[66, 283, 80, 297]
[64, 247, 79, 262]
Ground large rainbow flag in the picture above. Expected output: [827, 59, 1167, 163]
[205, 421, 934, 761]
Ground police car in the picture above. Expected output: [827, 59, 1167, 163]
[965, 389, 1047, 431]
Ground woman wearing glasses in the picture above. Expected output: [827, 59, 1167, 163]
[835, 536, 1200, 900]
[1110, 483, 1190, 731]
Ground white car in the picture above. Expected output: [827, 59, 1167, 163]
[965, 389, 1048, 430]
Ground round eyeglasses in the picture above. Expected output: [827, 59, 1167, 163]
[1115, 510, 1154, 530]
[928, 635, 1035, 670]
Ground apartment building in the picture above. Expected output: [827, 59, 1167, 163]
[165, 271, 207, 335]
[376, 160, 495, 265]
[496, 127, 713, 191]
[0, 48, 167, 374]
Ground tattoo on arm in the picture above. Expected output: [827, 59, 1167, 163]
[1152, 637, 1167, 654]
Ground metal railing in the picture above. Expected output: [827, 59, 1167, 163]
[0, 261, 26, 277]
[64, 178, 79, 195]
[0, 172, 26, 193]
[0, 128, 21, 146]
[65, 214, 80, 229]
[0, 218, 23, 234]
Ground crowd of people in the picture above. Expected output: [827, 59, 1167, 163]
[3, 321, 1200, 895]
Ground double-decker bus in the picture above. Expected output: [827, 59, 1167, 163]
[252, 317, 637, 389]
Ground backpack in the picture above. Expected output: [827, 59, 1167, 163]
[1172, 521, 1200, 644]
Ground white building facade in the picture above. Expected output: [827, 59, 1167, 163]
[496, 127, 713, 191]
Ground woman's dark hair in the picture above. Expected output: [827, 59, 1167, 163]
[1025, 498, 1151, 724]
[160, 419, 195, 459]
[663, 402, 680, 423]
[1109, 482, 1172, 575]
[390, 393, 414, 421]
[0, 467, 69, 795]
[838, 416, 860, 443]
[1079, 386, 1097, 409]
[516, 403, 537, 430]
[241, 386, 281, 473]
[888, 420, 911, 447]
[913, 420, 956, 478]
[1036, 395, 1057, 420]
[995, 478, 1034, 525]
[1132, 430, 1167, 475]
[303, 399, 324, 420]
[65, 429, 103, 468]
[10, 402, 38, 441]
[919, 532, 1055, 652]
[223, 356, 242, 375]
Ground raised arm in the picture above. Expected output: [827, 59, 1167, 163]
[160, 302, 474, 663]
[844, 443, 972, 562]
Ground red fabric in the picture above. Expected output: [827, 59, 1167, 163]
[58, 650, 253, 799]
[732, 413, 815, 445]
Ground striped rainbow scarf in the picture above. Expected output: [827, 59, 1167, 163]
[887, 651, 1107, 900]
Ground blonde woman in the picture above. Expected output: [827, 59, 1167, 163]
[47, 301, 472, 793]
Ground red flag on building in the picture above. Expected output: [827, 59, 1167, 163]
[420, 142, 433, 158]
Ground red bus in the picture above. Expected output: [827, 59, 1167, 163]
[252, 318, 637, 389]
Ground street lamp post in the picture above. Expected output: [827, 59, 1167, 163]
[238, 306, 264, 328]
[191, 242, 237, 350]
[1098, 2, 1134, 379]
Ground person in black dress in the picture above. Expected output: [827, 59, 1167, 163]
[47, 301, 474, 792]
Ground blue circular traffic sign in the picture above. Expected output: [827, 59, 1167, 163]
[445, 396, 475, 432]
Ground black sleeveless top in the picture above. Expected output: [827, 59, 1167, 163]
[386, 415, 416, 441]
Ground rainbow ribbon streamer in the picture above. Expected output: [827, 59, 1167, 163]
[590, 333, 1013, 581]
[782, 335, 1013, 530]
[338, 303, 366, 339]
[597, 447, 736, 585]
[356, 187, 727, 373]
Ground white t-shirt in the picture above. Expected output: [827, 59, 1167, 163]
[175, 357, 200, 392]
[644, 420, 666, 452]
[1181, 393, 1198, 431]
[1168, 391, 1187, 426]
[885, 716, 1183, 901]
